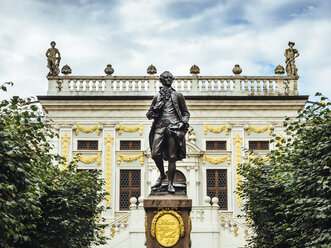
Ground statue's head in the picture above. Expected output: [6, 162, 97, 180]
[50, 41, 56, 47]
[288, 41, 295, 47]
[160, 71, 174, 87]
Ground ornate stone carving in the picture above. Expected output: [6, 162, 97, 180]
[274, 65, 285, 75]
[204, 124, 229, 135]
[232, 64, 242, 75]
[118, 124, 143, 136]
[104, 135, 114, 207]
[46, 41, 61, 76]
[246, 123, 273, 135]
[75, 124, 101, 135]
[61, 133, 70, 170]
[147, 64, 157, 75]
[202, 154, 231, 165]
[117, 153, 144, 165]
[61, 64, 72, 75]
[233, 134, 243, 207]
[75, 153, 101, 165]
[104, 64, 114, 75]
[190, 64, 200, 75]
[284, 41, 299, 76]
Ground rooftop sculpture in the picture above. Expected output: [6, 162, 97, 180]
[284, 41, 300, 77]
[46, 41, 61, 76]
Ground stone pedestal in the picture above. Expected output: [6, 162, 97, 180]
[144, 194, 192, 248]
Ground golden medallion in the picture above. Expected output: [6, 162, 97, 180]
[155, 213, 180, 247]
[151, 210, 184, 247]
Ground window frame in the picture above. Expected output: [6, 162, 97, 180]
[206, 169, 228, 210]
[119, 140, 142, 151]
[73, 137, 102, 152]
[206, 140, 227, 151]
[116, 138, 144, 151]
[203, 138, 231, 153]
[248, 140, 270, 151]
[119, 169, 141, 211]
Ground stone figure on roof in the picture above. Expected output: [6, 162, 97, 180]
[146, 71, 190, 193]
[284, 41, 299, 77]
[46, 41, 61, 76]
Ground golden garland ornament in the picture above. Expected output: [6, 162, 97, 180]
[104, 135, 114, 207]
[117, 153, 144, 165]
[233, 134, 243, 207]
[246, 123, 273, 135]
[151, 210, 184, 247]
[75, 124, 101, 135]
[118, 124, 143, 136]
[61, 133, 70, 170]
[202, 154, 231, 165]
[204, 124, 229, 135]
[75, 153, 101, 165]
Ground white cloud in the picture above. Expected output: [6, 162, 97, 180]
[0, 0, 330, 101]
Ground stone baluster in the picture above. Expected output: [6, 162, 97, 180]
[256, 80, 261, 92]
[132, 80, 137, 91]
[251, 80, 255, 93]
[263, 80, 267, 92]
[211, 80, 215, 91]
[79, 80, 83, 91]
[125, 80, 130, 91]
[113, 80, 118, 91]
[137, 80, 142, 91]
[72, 80, 78, 91]
[243, 80, 248, 92]
[203, 80, 209, 91]
[218, 79, 223, 91]
[92, 80, 96, 91]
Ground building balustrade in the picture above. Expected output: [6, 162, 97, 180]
[47, 75, 299, 96]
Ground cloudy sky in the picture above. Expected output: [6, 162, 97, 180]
[0, 0, 330, 100]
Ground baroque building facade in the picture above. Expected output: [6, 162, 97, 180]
[38, 66, 307, 248]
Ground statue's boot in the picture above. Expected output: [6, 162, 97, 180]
[152, 175, 166, 188]
[168, 183, 175, 193]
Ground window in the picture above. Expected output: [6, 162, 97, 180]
[206, 141, 226, 150]
[207, 169, 227, 209]
[120, 170, 141, 210]
[77, 140, 98, 150]
[120, 140, 141, 150]
[249, 141, 269, 150]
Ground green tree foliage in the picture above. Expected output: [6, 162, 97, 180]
[0, 83, 108, 248]
[238, 93, 331, 248]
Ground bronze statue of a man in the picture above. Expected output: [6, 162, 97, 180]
[147, 71, 190, 193]
[284, 41, 299, 76]
[46, 41, 61, 76]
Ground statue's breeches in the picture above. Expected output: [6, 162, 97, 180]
[151, 127, 178, 162]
